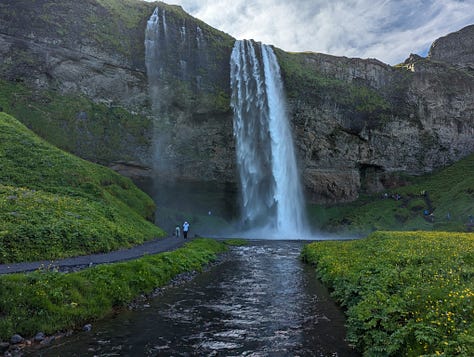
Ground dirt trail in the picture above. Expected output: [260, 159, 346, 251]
[0, 237, 188, 275]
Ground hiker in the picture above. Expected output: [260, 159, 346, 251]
[429, 212, 435, 223]
[183, 221, 190, 239]
[175, 225, 180, 238]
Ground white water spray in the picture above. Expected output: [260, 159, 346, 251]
[230, 40, 308, 238]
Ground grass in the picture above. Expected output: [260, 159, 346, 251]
[95, 0, 154, 29]
[0, 238, 226, 341]
[86, 0, 156, 60]
[0, 79, 151, 164]
[0, 112, 165, 263]
[308, 153, 474, 234]
[221, 238, 248, 246]
[274, 49, 393, 127]
[302, 231, 474, 356]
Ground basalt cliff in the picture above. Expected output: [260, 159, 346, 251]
[0, 0, 473, 204]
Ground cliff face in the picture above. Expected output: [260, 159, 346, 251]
[0, 0, 150, 96]
[276, 38, 474, 203]
[0, 1, 473, 204]
[143, 5, 235, 182]
[0, 0, 156, 167]
[429, 24, 474, 69]
[0, 0, 236, 183]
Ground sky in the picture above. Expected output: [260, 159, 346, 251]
[146, 0, 474, 65]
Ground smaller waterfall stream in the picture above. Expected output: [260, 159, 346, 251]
[231, 40, 308, 237]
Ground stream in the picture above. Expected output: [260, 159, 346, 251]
[34, 241, 358, 356]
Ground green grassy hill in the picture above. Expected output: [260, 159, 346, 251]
[309, 154, 474, 234]
[0, 112, 165, 264]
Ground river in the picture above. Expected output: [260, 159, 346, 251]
[34, 241, 358, 356]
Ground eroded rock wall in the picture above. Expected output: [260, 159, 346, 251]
[0, 0, 473, 204]
[276, 32, 474, 203]
[0, 0, 237, 184]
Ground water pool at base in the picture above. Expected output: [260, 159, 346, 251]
[35, 241, 359, 356]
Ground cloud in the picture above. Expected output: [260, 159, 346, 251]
[147, 0, 474, 64]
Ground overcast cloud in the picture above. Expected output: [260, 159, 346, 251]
[147, 0, 474, 65]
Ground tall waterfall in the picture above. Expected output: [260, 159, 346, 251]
[145, 7, 167, 114]
[230, 40, 308, 237]
[145, 7, 209, 172]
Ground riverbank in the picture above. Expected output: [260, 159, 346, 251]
[0, 236, 187, 275]
[302, 231, 474, 356]
[29, 240, 356, 356]
[0, 238, 228, 354]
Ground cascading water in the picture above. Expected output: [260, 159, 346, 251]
[145, 8, 307, 236]
[230, 40, 308, 237]
[145, 7, 167, 113]
[146, 7, 202, 157]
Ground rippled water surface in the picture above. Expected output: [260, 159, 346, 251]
[37, 241, 358, 356]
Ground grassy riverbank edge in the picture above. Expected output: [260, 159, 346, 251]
[0, 238, 227, 344]
[301, 231, 474, 356]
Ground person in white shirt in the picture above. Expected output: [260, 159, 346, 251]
[183, 221, 190, 239]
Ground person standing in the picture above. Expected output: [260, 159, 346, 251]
[175, 225, 181, 238]
[183, 221, 190, 239]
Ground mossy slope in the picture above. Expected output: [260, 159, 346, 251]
[309, 153, 474, 234]
[0, 79, 151, 166]
[0, 112, 165, 264]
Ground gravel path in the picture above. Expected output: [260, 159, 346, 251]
[0, 237, 189, 275]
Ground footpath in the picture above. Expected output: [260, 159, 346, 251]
[0, 236, 187, 275]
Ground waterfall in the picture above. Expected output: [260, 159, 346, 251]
[230, 40, 308, 237]
[196, 26, 204, 49]
[162, 9, 168, 37]
[145, 7, 166, 113]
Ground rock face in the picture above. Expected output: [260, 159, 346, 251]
[143, 5, 235, 182]
[0, 0, 236, 184]
[429, 25, 474, 69]
[0, 0, 473, 204]
[0, 0, 156, 167]
[276, 45, 474, 203]
[0, 0, 151, 96]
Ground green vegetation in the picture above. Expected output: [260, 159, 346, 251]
[198, 90, 232, 113]
[0, 79, 151, 164]
[0, 112, 165, 263]
[302, 231, 474, 356]
[309, 153, 474, 234]
[0, 238, 226, 340]
[275, 49, 391, 127]
[95, 0, 152, 29]
[86, 0, 156, 59]
[221, 238, 248, 246]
